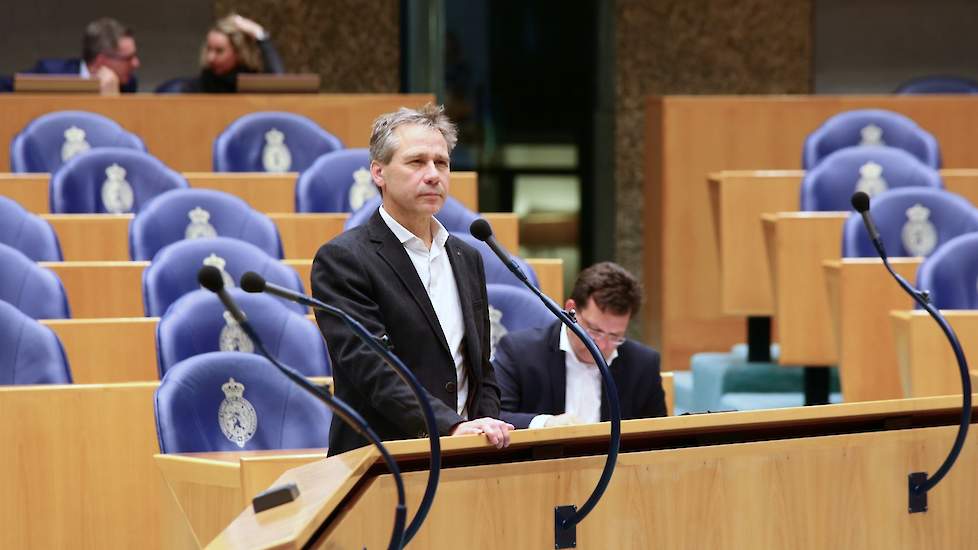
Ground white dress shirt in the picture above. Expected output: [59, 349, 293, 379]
[528, 325, 619, 428]
[378, 206, 469, 418]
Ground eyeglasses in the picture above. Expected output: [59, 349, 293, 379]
[578, 318, 626, 346]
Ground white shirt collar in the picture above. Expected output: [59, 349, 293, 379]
[79, 62, 90, 78]
[378, 205, 449, 249]
[559, 324, 619, 365]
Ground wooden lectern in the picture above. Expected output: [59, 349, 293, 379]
[152, 396, 978, 548]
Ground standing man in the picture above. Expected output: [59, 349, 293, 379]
[494, 262, 667, 428]
[28, 17, 140, 94]
[312, 104, 514, 455]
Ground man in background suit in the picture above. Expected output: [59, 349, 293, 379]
[312, 104, 514, 455]
[27, 17, 140, 94]
[494, 262, 667, 428]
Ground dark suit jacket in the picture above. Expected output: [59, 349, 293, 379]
[312, 209, 501, 455]
[27, 58, 138, 93]
[493, 321, 667, 429]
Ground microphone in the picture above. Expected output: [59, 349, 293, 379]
[468, 218, 621, 543]
[848, 193, 972, 514]
[196, 266, 407, 549]
[240, 270, 441, 545]
[850, 191, 886, 258]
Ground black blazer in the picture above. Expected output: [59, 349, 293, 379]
[312, 210, 500, 455]
[493, 321, 667, 429]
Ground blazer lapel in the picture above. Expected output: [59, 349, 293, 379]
[445, 237, 482, 382]
[600, 350, 623, 421]
[367, 212, 451, 356]
[546, 322, 567, 413]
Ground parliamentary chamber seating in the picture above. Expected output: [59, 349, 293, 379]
[677, 108, 954, 413]
[10, 110, 146, 173]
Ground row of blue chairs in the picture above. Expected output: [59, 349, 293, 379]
[11, 110, 343, 174]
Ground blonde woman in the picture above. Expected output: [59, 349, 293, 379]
[188, 14, 284, 93]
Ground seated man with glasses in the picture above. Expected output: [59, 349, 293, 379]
[493, 261, 667, 428]
[26, 17, 140, 94]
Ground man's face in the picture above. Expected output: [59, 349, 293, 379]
[96, 36, 140, 84]
[370, 124, 450, 224]
[566, 297, 630, 364]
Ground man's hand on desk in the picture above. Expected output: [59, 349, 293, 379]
[451, 417, 515, 449]
[544, 413, 580, 428]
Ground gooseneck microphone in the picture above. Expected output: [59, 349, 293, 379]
[240, 270, 441, 545]
[849, 192, 972, 513]
[469, 218, 621, 547]
[197, 266, 407, 549]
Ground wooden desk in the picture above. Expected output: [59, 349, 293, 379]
[42, 257, 563, 319]
[761, 212, 848, 365]
[892, 310, 978, 398]
[708, 169, 978, 317]
[1, 171, 480, 215]
[42, 317, 160, 383]
[647, 95, 978, 371]
[823, 259, 921, 402]
[39, 208, 516, 262]
[212, 395, 978, 549]
[0, 94, 434, 171]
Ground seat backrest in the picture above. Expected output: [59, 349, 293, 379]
[802, 109, 941, 170]
[344, 195, 479, 233]
[49, 147, 188, 214]
[486, 283, 554, 357]
[157, 288, 329, 378]
[449, 232, 539, 288]
[0, 299, 71, 385]
[295, 148, 376, 212]
[0, 195, 62, 261]
[0, 243, 70, 319]
[842, 188, 978, 258]
[915, 233, 978, 309]
[130, 188, 282, 260]
[213, 111, 344, 173]
[11, 110, 146, 173]
[143, 236, 306, 317]
[896, 75, 978, 95]
[154, 351, 331, 453]
[800, 146, 943, 211]
[154, 77, 194, 94]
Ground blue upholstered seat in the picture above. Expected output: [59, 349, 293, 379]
[156, 288, 330, 378]
[11, 110, 145, 173]
[0, 300, 71, 385]
[129, 188, 282, 261]
[842, 188, 978, 258]
[803, 109, 941, 170]
[295, 148, 376, 212]
[49, 148, 187, 214]
[486, 283, 554, 357]
[896, 75, 978, 95]
[449, 232, 539, 289]
[0, 243, 70, 319]
[916, 233, 978, 309]
[142, 236, 306, 317]
[154, 351, 331, 453]
[800, 146, 942, 212]
[213, 112, 343, 173]
[0, 195, 62, 261]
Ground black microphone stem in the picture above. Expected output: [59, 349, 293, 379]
[202, 275, 407, 549]
[247, 278, 440, 545]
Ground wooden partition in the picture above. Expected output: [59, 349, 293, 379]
[42, 257, 563, 319]
[0, 94, 434, 171]
[823, 259, 922, 402]
[892, 311, 978, 397]
[209, 395, 978, 549]
[1, 171, 480, 216]
[646, 95, 978, 371]
[0, 383, 162, 550]
[708, 169, 978, 317]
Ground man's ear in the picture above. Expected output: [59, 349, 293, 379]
[370, 160, 385, 194]
[564, 298, 577, 313]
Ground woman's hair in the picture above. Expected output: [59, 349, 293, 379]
[198, 14, 263, 72]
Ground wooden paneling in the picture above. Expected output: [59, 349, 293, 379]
[0, 383, 161, 550]
[892, 310, 978, 398]
[762, 212, 848, 365]
[0, 94, 434, 171]
[42, 317, 160, 383]
[646, 95, 978, 371]
[823, 258, 922, 402]
[0, 173, 48, 212]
